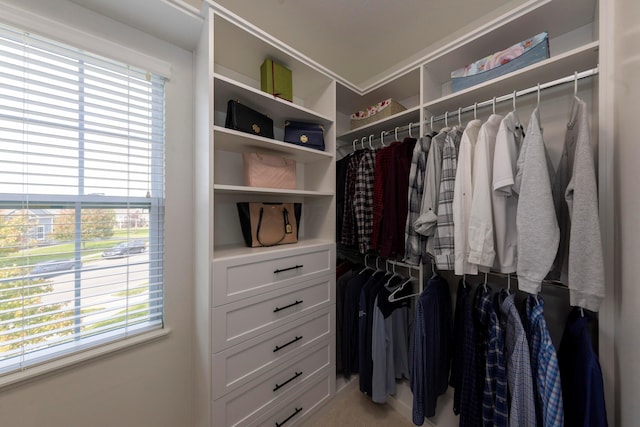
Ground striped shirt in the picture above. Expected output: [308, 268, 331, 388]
[478, 287, 508, 427]
[404, 135, 433, 264]
[354, 149, 376, 253]
[526, 295, 564, 427]
[434, 127, 463, 270]
[500, 291, 537, 427]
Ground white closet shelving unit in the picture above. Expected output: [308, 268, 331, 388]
[335, 0, 608, 424]
[195, 3, 337, 427]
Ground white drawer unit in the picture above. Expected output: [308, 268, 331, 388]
[249, 372, 334, 427]
[212, 306, 334, 400]
[212, 243, 335, 306]
[212, 339, 334, 427]
[212, 275, 335, 352]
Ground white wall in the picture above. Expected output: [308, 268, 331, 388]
[0, 1, 195, 426]
[614, 0, 640, 424]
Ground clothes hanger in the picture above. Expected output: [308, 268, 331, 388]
[388, 268, 418, 302]
[352, 139, 358, 152]
[359, 253, 374, 274]
[368, 135, 374, 149]
[380, 131, 387, 147]
[430, 258, 438, 279]
[458, 107, 462, 128]
[430, 116, 434, 133]
[492, 96, 496, 115]
[512, 90, 517, 112]
[444, 111, 448, 128]
[473, 102, 477, 120]
[506, 273, 511, 295]
[483, 272, 488, 292]
[361, 136, 366, 150]
[385, 261, 402, 286]
[394, 126, 399, 141]
[568, 71, 579, 127]
[408, 122, 413, 138]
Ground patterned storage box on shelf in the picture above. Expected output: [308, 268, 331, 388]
[451, 32, 549, 92]
[350, 98, 406, 130]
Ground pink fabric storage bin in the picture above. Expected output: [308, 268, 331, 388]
[242, 152, 296, 189]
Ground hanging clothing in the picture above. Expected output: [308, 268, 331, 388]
[434, 127, 463, 270]
[336, 155, 351, 243]
[449, 279, 473, 415]
[477, 286, 508, 427]
[336, 266, 357, 374]
[453, 120, 482, 275]
[500, 290, 536, 427]
[468, 114, 503, 271]
[371, 281, 412, 403]
[342, 268, 374, 377]
[354, 149, 376, 253]
[415, 128, 449, 242]
[550, 97, 605, 312]
[359, 272, 392, 395]
[525, 295, 564, 427]
[340, 151, 365, 247]
[492, 111, 524, 274]
[371, 142, 400, 250]
[515, 108, 559, 294]
[411, 274, 452, 424]
[558, 307, 608, 427]
[380, 137, 417, 258]
[405, 134, 434, 265]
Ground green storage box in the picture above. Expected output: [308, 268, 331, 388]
[261, 59, 292, 102]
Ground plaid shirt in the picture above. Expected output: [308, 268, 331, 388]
[340, 152, 363, 247]
[354, 149, 376, 253]
[501, 291, 537, 427]
[526, 295, 564, 427]
[404, 135, 433, 265]
[371, 142, 398, 250]
[478, 288, 508, 427]
[434, 127, 463, 270]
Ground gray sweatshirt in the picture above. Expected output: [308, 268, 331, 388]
[515, 108, 559, 293]
[557, 98, 605, 311]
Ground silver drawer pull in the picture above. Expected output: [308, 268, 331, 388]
[273, 335, 302, 352]
[273, 265, 303, 274]
[273, 371, 303, 392]
[274, 300, 303, 313]
[275, 407, 302, 427]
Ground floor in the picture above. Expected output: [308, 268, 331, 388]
[302, 381, 415, 427]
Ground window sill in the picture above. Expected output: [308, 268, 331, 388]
[0, 327, 171, 390]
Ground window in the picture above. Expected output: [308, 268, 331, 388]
[0, 22, 165, 376]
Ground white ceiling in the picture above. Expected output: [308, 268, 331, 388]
[67, 0, 530, 88]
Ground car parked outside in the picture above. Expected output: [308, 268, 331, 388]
[30, 259, 78, 278]
[102, 240, 147, 258]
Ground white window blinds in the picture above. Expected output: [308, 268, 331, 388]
[0, 22, 165, 375]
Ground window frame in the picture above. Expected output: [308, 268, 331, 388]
[0, 16, 169, 384]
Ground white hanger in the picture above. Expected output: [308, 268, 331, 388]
[380, 131, 387, 147]
[458, 107, 462, 127]
[361, 136, 366, 150]
[359, 253, 374, 274]
[473, 102, 477, 120]
[512, 90, 517, 111]
[394, 126, 399, 141]
[537, 82, 541, 109]
[352, 139, 358, 152]
[385, 261, 402, 286]
[388, 271, 418, 302]
[568, 71, 579, 127]
[445, 111, 448, 128]
[492, 97, 496, 114]
[368, 134, 374, 149]
[430, 116, 434, 132]
[408, 122, 413, 138]
[483, 272, 488, 292]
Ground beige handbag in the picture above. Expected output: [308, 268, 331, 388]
[243, 152, 296, 189]
[237, 202, 301, 247]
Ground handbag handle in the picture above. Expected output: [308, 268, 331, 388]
[256, 206, 291, 247]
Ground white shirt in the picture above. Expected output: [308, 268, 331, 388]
[452, 119, 482, 275]
[468, 114, 503, 270]
[492, 112, 523, 274]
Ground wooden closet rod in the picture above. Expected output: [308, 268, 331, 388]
[355, 67, 599, 143]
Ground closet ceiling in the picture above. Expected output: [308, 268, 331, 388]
[69, 0, 528, 88]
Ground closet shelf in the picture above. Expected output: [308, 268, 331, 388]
[214, 73, 333, 125]
[338, 105, 421, 141]
[213, 184, 333, 197]
[424, 41, 599, 114]
[213, 238, 334, 260]
[213, 126, 334, 163]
